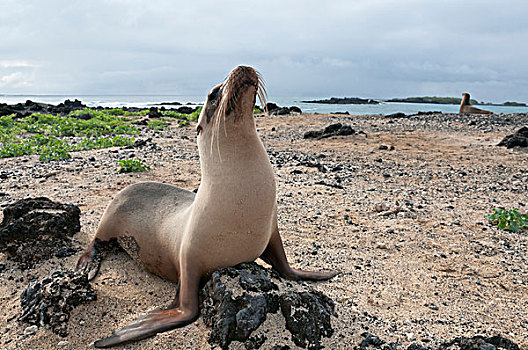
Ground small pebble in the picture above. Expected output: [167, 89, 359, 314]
[24, 325, 38, 335]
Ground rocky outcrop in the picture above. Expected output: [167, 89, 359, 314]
[0, 198, 81, 269]
[147, 107, 163, 118]
[497, 127, 528, 148]
[303, 123, 357, 139]
[200, 262, 336, 350]
[0, 100, 199, 119]
[19, 270, 97, 337]
[266, 103, 302, 115]
[0, 99, 87, 118]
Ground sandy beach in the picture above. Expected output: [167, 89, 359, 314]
[1, 111, 527, 349]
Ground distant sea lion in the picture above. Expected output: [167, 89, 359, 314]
[76, 66, 337, 348]
[459, 93, 492, 114]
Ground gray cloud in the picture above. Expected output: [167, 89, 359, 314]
[1, 0, 527, 102]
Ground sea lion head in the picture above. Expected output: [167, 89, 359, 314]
[461, 93, 470, 104]
[196, 66, 267, 141]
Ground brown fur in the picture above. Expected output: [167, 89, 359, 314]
[459, 93, 493, 114]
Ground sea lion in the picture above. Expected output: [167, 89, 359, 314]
[459, 93, 492, 114]
[76, 65, 337, 348]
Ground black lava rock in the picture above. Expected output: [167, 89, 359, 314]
[50, 99, 87, 115]
[0, 198, 81, 268]
[266, 103, 302, 115]
[497, 127, 528, 148]
[200, 262, 336, 350]
[147, 107, 163, 118]
[176, 106, 195, 114]
[355, 333, 520, 350]
[280, 290, 336, 349]
[358, 332, 386, 349]
[385, 112, 407, 118]
[266, 103, 280, 113]
[0, 103, 20, 117]
[271, 107, 291, 115]
[289, 106, 302, 114]
[439, 335, 520, 350]
[19, 269, 96, 337]
[304, 123, 356, 139]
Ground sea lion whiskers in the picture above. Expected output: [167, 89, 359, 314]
[256, 70, 268, 114]
[209, 67, 266, 159]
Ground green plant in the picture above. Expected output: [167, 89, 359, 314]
[0, 141, 32, 157]
[160, 110, 188, 119]
[118, 158, 151, 173]
[188, 107, 202, 121]
[253, 107, 263, 114]
[488, 208, 528, 232]
[147, 119, 170, 130]
[0, 114, 16, 127]
[39, 147, 72, 162]
[17, 112, 139, 137]
[105, 108, 149, 116]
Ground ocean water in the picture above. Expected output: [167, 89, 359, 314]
[1, 94, 528, 115]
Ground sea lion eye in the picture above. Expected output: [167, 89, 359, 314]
[208, 86, 220, 101]
[196, 125, 203, 135]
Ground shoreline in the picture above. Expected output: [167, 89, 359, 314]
[3, 97, 528, 115]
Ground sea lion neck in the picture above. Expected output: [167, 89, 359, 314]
[197, 115, 268, 178]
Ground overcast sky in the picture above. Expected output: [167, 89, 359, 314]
[0, 0, 526, 102]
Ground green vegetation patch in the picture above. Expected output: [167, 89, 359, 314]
[0, 111, 139, 161]
[0, 106, 199, 162]
[488, 208, 528, 233]
[104, 108, 149, 116]
[147, 119, 170, 130]
[187, 107, 201, 121]
[118, 158, 151, 173]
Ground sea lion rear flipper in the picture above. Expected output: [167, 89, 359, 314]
[260, 228, 338, 281]
[94, 307, 199, 348]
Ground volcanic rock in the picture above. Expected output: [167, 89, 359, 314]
[19, 269, 97, 337]
[200, 262, 336, 350]
[304, 123, 356, 139]
[497, 127, 528, 148]
[147, 107, 163, 119]
[0, 197, 81, 269]
[439, 335, 520, 350]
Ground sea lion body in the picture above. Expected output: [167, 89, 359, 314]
[77, 65, 336, 348]
[459, 92, 492, 114]
[94, 182, 194, 281]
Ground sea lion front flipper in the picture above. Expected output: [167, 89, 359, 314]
[93, 307, 199, 348]
[94, 269, 199, 348]
[76, 238, 120, 280]
[260, 228, 338, 281]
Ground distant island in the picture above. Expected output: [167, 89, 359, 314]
[301, 97, 379, 105]
[386, 96, 527, 107]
